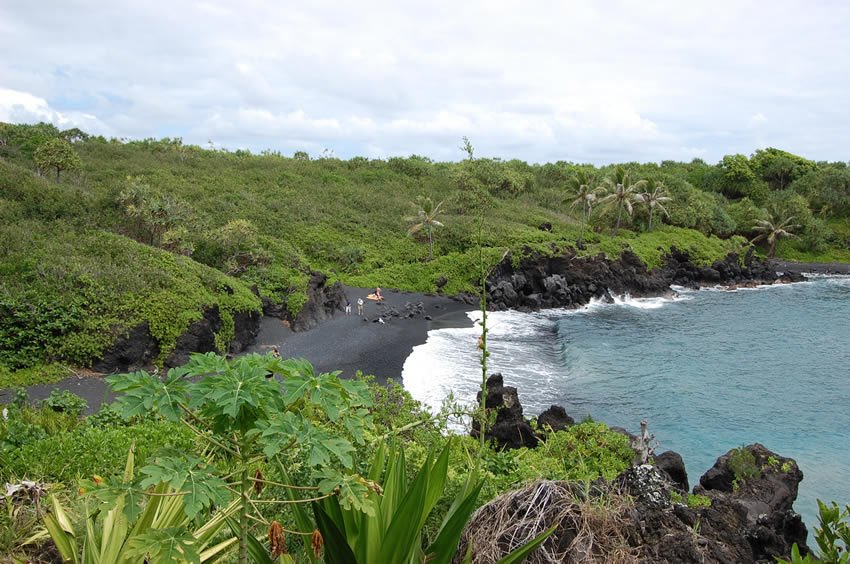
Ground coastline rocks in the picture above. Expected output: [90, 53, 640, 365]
[693, 444, 809, 561]
[537, 405, 574, 432]
[165, 305, 261, 367]
[459, 447, 808, 563]
[486, 247, 789, 312]
[654, 450, 689, 492]
[471, 373, 539, 450]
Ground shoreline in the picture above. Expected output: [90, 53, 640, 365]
[246, 285, 476, 383]
[2, 258, 847, 412]
[770, 259, 850, 275]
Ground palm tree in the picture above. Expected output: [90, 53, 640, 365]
[636, 179, 672, 230]
[601, 167, 646, 234]
[750, 213, 800, 258]
[407, 196, 445, 261]
[565, 171, 603, 245]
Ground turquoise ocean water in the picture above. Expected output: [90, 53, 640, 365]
[403, 276, 850, 525]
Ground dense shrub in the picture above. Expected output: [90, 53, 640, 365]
[0, 420, 194, 483]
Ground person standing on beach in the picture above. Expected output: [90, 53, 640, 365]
[357, 297, 364, 316]
[345, 301, 352, 315]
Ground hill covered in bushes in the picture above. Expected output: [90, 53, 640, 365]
[1, 122, 848, 381]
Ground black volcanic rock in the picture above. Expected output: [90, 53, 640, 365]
[472, 373, 539, 450]
[485, 247, 785, 312]
[654, 450, 689, 492]
[92, 322, 159, 373]
[460, 450, 809, 563]
[695, 443, 808, 561]
[537, 405, 574, 432]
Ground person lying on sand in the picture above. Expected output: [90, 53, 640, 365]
[366, 287, 384, 301]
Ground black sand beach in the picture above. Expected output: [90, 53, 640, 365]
[0, 287, 475, 412]
[771, 259, 850, 275]
[246, 286, 475, 382]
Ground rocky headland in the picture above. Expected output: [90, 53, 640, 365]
[485, 247, 805, 312]
[466, 374, 810, 563]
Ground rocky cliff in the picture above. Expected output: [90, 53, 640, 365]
[486, 247, 803, 312]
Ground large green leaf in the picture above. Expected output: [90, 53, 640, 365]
[377, 451, 431, 563]
[124, 527, 201, 564]
[494, 524, 558, 564]
[313, 501, 357, 564]
[425, 479, 484, 564]
[43, 496, 79, 564]
[420, 442, 451, 531]
[107, 368, 190, 422]
[138, 451, 229, 518]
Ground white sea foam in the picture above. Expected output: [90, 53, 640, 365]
[402, 291, 687, 415]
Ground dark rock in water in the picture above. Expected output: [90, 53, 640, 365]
[472, 373, 539, 450]
[93, 322, 159, 373]
[779, 271, 806, 283]
[424, 315, 432, 321]
[698, 443, 802, 514]
[654, 450, 689, 492]
[537, 405, 574, 432]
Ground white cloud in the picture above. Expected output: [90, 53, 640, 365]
[0, 88, 110, 134]
[749, 113, 769, 128]
[1, 0, 849, 163]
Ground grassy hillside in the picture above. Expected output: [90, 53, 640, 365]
[1, 122, 848, 379]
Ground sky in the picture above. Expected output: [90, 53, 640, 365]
[1, 0, 849, 164]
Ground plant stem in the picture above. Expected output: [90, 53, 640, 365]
[238, 466, 249, 564]
[477, 200, 488, 452]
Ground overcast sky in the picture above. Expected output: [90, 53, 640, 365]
[1, 1, 848, 164]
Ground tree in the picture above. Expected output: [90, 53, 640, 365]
[60, 127, 89, 144]
[116, 176, 192, 247]
[636, 179, 672, 230]
[750, 148, 816, 191]
[601, 166, 646, 234]
[407, 196, 445, 261]
[565, 170, 603, 245]
[211, 219, 271, 274]
[750, 213, 800, 258]
[33, 138, 81, 181]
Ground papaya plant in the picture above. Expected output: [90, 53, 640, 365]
[102, 352, 377, 564]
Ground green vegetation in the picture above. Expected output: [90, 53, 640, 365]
[407, 195, 446, 261]
[670, 491, 712, 509]
[1, 355, 637, 562]
[1, 122, 847, 374]
[33, 137, 81, 181]
[728, 446, 761, 490]
[780, 501, 850, 563]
